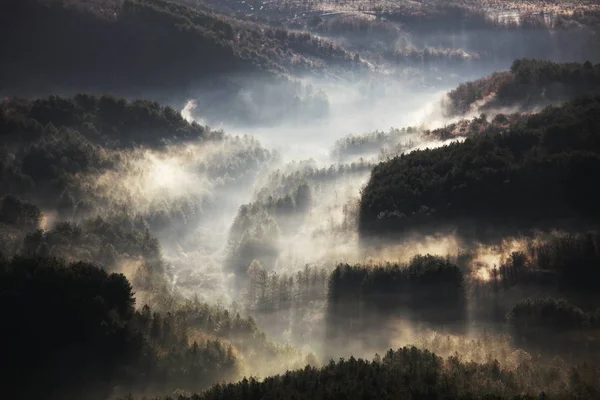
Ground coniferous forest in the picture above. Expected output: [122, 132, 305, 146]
[2, 0, 600, 399]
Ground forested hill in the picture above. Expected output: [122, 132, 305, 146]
[139, 345, 599, 400]
[0, 256, 306, 400]
[0, 0, 359, 99]
[0, 94, 215, 147]
[0, 94, 219, 212]
[445, 58, 600, 116]
[359, 95, 600, 240]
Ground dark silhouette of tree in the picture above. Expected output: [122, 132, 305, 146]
[0, 256, 141, 400]
[0, 195, 41, 229]
[327, 255, 466, 349]
[0, 256, 287, 400]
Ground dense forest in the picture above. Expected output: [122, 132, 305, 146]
[359, 95, 600, 240]
[0, 94, 219, 216]
[0, 256, 314, 400]
[326, 255, 466, 350]
[1, 0, 259, 95]
[0, 0, 362, 126]
[446, 59, 600, 115]
[0, 0, 361, 95]
[1, 256, 232, 400]
[134, 345, 600, 400]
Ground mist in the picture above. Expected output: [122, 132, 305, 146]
[165, 76, 462, 284]
[58, 60, 589, 363]
[4, 1, 600, 399]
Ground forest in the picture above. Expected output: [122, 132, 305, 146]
[0, 0, 362, 126]
[0, 94, 221, 221]
[135, 345, 600, 400]
[446, 59, 600, 115]
[0, 256, 313, 400]
[2, 0, 600, 399]
[359, 95, 600, 240]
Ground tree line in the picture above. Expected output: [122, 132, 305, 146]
[327, 255, 466, 349]
[485, 232, 600, 294]
[446, 59, 600, 116]
[127, 345, 600, 400]
[359, 94, 600, 241]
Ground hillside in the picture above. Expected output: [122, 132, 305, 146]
[0, 0, 360, 99]
[359, 95, 600, 240]
[189, 0, 600, 70]
[136, 345, 600, 400]
[445, 59, 600, 116]
[0, 256, 307, 400]
[0, 94, 219, 212]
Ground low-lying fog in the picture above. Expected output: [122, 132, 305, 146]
[87, 62, 570, 365]
[162, 75, 465, 299]
[206, 82, 449, 161]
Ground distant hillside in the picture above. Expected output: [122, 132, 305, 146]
[359, 95, 600, 240]
[197, 0, 600, 69]
[0, 0, 359, 99]
[445, 59, 600, 116]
